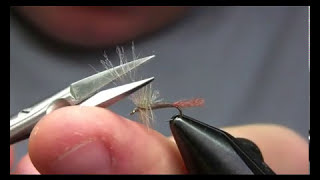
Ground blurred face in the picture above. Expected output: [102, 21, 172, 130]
[16, 6, 189, 48]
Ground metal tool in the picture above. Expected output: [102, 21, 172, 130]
[170, 114, 276, 174]
[10, 55, 155, 144]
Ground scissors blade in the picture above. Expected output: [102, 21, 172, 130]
[80, 77, 154, 107]
[70, 55, 155, 102]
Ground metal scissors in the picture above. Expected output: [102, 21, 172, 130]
[10, 55, 155, 145]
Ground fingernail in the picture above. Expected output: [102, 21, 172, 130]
[50, 140, 111, 174]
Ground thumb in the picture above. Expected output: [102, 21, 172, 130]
[28, 106, 186, 174]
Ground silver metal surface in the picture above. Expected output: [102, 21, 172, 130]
[71, 55, 155, 101]
[10, 87, 73, 144]
[10, 55, 155, 144]
[80, 77, 154, 107]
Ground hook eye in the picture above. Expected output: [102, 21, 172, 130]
[46, 98, 71, 114]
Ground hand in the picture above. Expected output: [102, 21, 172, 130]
[10, 106, 309, 174]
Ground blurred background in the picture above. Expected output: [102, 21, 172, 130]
[10, 6, 309, 170]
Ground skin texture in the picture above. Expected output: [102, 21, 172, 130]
[12, 154, 39, 174]
[10, 6, 309, 174]
[15, 6, 189, 48]
[10, 147, 14, 170]
[10, 106, 309, 174]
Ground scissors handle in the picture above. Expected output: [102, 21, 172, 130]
[10, 88, 74, 144]
[10, 106, 46, 144]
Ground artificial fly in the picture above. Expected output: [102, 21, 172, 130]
[130, 98, 205, 126]
[99, 43, 205, 128]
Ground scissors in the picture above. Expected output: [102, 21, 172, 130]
[10, 55, 155, 145]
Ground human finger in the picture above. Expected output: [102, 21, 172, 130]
[29, 106, 186, 174]
[10, 146, 14, 171]
[222, 124, 309, 174]
[13, 154, 40, 174]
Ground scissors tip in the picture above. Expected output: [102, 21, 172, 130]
[70, 55, 156, 101]
[80, 77, 155, 107]
[146, 55, 156, 59]
[142, 77, 155, 83]
[136, 55, 155, 64]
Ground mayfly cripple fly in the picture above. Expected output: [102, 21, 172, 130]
[99, 43, 204, 128]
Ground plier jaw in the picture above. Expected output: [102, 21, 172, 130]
[170, 114, 276, 174]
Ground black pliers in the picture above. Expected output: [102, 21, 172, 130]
[170, 114, 276, 174]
